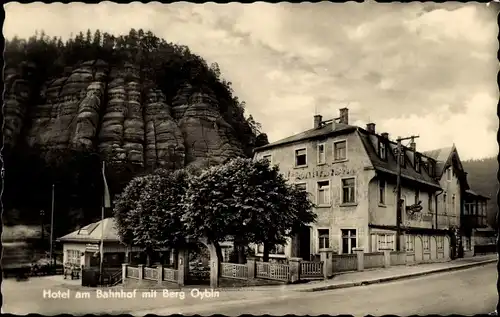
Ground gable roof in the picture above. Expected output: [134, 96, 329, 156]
[422, 145, 458, 177]
[357, 129, 441, 189]
[58, 217, 121, 243]
[255, 122, 357, 151]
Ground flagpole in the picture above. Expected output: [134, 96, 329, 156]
[99, 161, 105, 285]
[50, 184, 55, 267]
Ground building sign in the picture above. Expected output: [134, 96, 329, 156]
[285, 164, 356, 180]
[86, 244, 100, 251]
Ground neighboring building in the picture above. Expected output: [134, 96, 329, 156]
[58, 218, 134, 268]
[253, 108, 485, 262]
[422, 146, 492, 258]
[463, 190, 493, 255]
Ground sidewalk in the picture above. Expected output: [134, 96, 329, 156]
[290, 253, 498, 292]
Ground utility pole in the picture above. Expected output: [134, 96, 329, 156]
[395, 135, 419, 251]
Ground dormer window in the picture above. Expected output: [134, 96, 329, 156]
[428, 161, 434, 177]
[415, 154, 421, 173]
[379, 141, 387, 160]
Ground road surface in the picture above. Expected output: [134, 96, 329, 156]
[2, 263, 497, 315]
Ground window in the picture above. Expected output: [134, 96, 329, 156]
[317, 143, 326, 164]
[428, 162, 434, 177]
[428, 192, 433, 211]
[318, 229, 330, 249]
[415, 190, 420, 204]
[377, 234, 395, 251]
[295, 148, 307, 167]
[423, 235, 430, 251]
[379, 179, 386, 205]
[271, 245, 285, 255]
[342, 178, 356, 204]
[379, 141, 387, 160]
[452, 195, 456, 213]
[400, 150, 406, 168]
[257, 244, 285, 255]
[334, 140, 347, 161]
[464, 203, 470, 215]
[436, 236, 444, 250]
[317, 181, 331, 205]
[262, 154, 272, 164]
[443, 194, 447, 214]
[415, 155, 421, 173]
[446, 168, 452, 181]
[405, 235, 415, 252]
[341, 229, 357, 254]
[295, 183, 307, 192]
[67, 249, 80, 265]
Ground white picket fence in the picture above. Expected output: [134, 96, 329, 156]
[221, 263, 248, 280]
[163, 268, 178, 282]
[300, 261, 324, 278]
[256, 261, 290, 281]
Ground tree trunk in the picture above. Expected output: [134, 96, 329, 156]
[172, 249, 179, 269]
[238, 246, 246, 264]
[212, 240, 223, 278]
[263, 242, 270, 262]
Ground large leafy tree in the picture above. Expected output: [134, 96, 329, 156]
[181, 157, 317, 264]
[113, 169, 189, 265]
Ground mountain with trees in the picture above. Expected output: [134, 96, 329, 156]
[462, 156, 498, 228]
[3, 28, 268, 237]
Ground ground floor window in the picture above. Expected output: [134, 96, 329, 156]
[341, 229, 357, 254]
[436, 236, 444, 250]
[423, 235, 430, 251]
[405, 235, 415, 253]
[318, 229, 330, 249]
[377, 234, 395, 251]
[67, 249, 80, 265]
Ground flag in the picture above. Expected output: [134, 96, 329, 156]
[102, 161, 111, 208]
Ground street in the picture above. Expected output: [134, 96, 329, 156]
[2, 263, 497, 315]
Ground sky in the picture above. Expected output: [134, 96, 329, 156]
[4, 1, 499, 160]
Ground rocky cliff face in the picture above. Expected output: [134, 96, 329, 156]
[4, 59, 247, 169]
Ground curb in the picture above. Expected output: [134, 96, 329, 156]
[298, 259, 497, 292]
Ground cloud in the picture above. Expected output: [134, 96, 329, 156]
[3, 2, 498, 160]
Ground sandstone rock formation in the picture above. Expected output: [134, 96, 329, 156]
[4, 60, 248, 170]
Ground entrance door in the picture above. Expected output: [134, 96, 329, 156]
[299, 225, 311, 261]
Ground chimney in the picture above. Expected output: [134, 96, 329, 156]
[366, 123, 376, 133]
[381, 132, 389, 140]
[314, 115, 323, 129]
[409, 142, 416, 151]
[339, 108, 349, 125]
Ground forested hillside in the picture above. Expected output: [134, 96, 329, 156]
[3, 28, 268, 237]
[462, 156, 497, 227]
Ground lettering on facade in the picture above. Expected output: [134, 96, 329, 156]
[285, 164, 356, 180]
